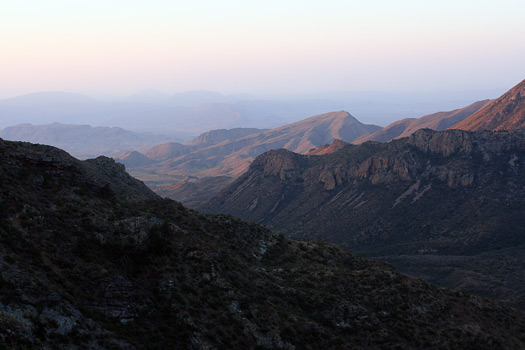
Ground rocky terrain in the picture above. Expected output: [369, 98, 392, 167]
[202, 128, 525, 307]
[118, 111, 380, 205]
[1, 138, 524, 349]
[353, 100, 490, 144]
[452, 79, 525, 131]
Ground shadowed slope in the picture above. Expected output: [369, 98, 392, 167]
[2, 138, 524, 348]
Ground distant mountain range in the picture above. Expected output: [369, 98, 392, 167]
[0, 89, 503, 136]
[0, 123, 174, 159]
[119, 87, 525, 207]
[117, 111, 381, 204]
[186, 127, 265, 147]
[0, 90, 351, 136]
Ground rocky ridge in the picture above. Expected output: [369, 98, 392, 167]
[451, 79, 525, 131]
[354, 100, 490, 144]
[119, 111, 381, 204]
[202, 128, 525, 306]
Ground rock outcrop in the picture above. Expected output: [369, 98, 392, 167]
[202, 128, 525, 307]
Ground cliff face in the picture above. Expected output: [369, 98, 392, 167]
[3, 138, 524, 349]
[241, 128, 525, 191]
[451, 79, 525, 131]
[202, 129, 525, 306]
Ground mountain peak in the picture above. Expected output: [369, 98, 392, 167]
[451, 79, 525, 131]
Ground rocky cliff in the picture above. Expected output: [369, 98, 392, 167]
[202, 128, 525, 307]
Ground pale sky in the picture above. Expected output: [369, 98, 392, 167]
[1, 0, 524, 98]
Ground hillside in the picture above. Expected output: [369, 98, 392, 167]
[451, 79, 525, 131]
[202, 128, 525, 307]
[2, 138, 524, 348]
[354, 100, 490, 144]
[157, 176, 234, 208]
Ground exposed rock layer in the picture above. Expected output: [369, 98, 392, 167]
[202, 129, 525, 306]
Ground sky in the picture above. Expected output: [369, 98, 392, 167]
[1, 0, 524, 99]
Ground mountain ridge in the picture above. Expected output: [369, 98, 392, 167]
[122, 111, 381, 201]
[0, 123, 174, 159]
[354, 100, 490, 144]
[451, 79, 525, 131]
[201, 128, 525, 306]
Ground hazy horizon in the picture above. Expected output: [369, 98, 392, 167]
[2, 1, 524, 100]
[0, 86, 508, 133]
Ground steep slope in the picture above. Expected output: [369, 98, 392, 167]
[354, 100, 490, 144]
[1, 138, 525, 349]
[0, 123, 172, 159]
[202, 128, 525, 306]
[187, 127, 265, 147]
[451, 79, 525, 131]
